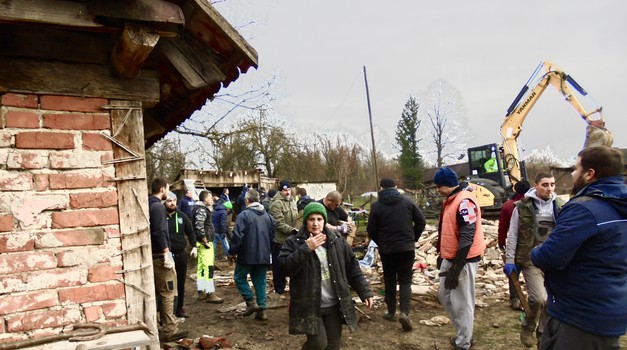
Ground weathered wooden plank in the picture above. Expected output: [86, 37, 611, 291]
[0, 0, 102, 28]
[21, 330, 151, 350]
[157, 38, 226, 89]
[111, 24, 160, 79]
[110, 100, 160, 350]
[0, 57, 159, 105]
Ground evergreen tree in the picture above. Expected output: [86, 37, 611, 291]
[395, 96, 424, 188]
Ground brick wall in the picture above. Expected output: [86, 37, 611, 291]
[0, 93, 126, 342]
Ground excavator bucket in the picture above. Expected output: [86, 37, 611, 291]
[583, 121, 614, 149]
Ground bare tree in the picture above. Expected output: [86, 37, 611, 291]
[146, 138, 188, 184]
[419, 79, 470, 167]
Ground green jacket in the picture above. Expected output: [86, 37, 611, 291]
[268, 191, 298, 243]
[515, 196, 565, 266]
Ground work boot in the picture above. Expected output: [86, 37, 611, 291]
[255, 309, 268, 321]
[520, 326, 535, 348]
[175, 307, 188, 318]
[382, 312, 396, 322]
[206, 292, 224, 304]
[243, 299, 260, 316]
[197, 291, 207, 302]
[164, 329, 189, 342]
[398, 313, 413, 332]
[510, 298, 521, 310]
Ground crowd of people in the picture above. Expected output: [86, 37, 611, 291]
[146, 145, 625, 350]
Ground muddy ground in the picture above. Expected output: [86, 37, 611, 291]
[171, 257, 552, 350]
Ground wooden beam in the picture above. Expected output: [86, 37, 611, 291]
[110, 100, 160, 350]
[111, 24, 160, 79]
[0, 57, 159, 105]
[157, 37, 226, 89]
[0, 0, 102, 29]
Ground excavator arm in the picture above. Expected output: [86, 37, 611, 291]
[499, 61, 613, 184]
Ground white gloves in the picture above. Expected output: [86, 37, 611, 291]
[337, 223, 349, 234]
[164, 251, 175, 269]
[190, 247, 198, 258]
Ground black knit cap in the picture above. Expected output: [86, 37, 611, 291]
[379, 178, 396, 188]
[279, 180, 291, 190]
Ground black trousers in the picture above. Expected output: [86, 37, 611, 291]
[380, 250, 415, 315]
[271, 242, 287, 294]
[172, 249, 187, 310]
[302, 304, 343, 350]
[539, 316, 620, 350]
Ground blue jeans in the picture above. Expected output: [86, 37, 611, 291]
[214, 233, 230, 255]
[234, 263, 268, 308]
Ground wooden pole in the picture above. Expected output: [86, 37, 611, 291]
[363, 66, 379, 191]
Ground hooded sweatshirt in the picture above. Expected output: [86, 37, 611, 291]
[229, 202, 276, 265]
[366, 188, 426, 254]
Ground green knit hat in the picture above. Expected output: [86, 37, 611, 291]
[302, 202, 327, 224]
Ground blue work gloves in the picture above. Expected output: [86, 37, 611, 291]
[504, 263, 517, 276]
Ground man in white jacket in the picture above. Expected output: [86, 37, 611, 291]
[504, 172, 565, 348]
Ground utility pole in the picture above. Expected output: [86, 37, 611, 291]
[363, 66, 379, 191]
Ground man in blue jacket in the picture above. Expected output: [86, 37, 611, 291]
[229, 189, 276, 321]
[530, 146, 626, 350]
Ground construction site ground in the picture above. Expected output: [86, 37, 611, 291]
[170, 220, 627, 350]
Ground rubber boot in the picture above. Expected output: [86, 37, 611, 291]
[243, 299, 259, 316]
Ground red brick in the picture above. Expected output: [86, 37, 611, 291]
[84, 305, 102, 322]
[82, 133, 112, 151]
[88, 264, 120, 283]
[0, 214, 12, 232]
[101, 300, 126, 319]
[4, 111, 39, 129]
[36, 228, 105, 248]
[57, 247, 110, 267]
[51, 208, 118, 229]
[0, 173, 32, 191]
[0, 316, 5, 333]
[26, 268, 86, 289]
[5, 308, 78, 332]
[15, 132, 74, 150]
[1, 93, 38, 108]
[0, 275, 26, 294]
[34, 174, 49, 191]
[49, 172, 110, 189]
[0, 131, 12, 147]
[100, 152, 114, 163]
[58, 282, 125, 304]
[0, 251, 57, 274]
[40, 96, 107, 113]
[6, 151, 47, 169]
[70, 190, 118, 209]
[43, 113, 110, 131]
[0, 232, 34, 252]
[0, 290, 58, 316]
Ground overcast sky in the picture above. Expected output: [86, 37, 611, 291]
[214, 0, 626, 164]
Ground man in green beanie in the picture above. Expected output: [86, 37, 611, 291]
[279, 202, 373, 350]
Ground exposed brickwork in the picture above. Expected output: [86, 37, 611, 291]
[40, 96, 107, 113]
[51, 208, 119, 229]
[33, 174, 49, 191]
[0, 275, 26, 294]
[36, 228, 105, 248]
[4, 111, 39, 129]
[25, 268, 86, 289]
[84, 305, 101, 322]
[5, 306, 81, 332]
[0, 232, 34, 252]
[49, 151, 103, 169]
[15, 132, 74, 150]
[0, 251, 57, 274]
[0, 131, 12, 147]
[0, 214, 13, 232]
[48, 172, 111, 189]
[43, 113, 110, 131]
[56, 246, 110, 267]
[0, 291, 58, 316]
[0, 173, 32, 191]
[6, 151, 47, 169]
[101, 300, 127, 319]
[58, 283, 125, 304]
[70, 190, 118, 209]
[1, 93, 38, 108]
[82, 133, 112, 151]
[88, 264, 120, 283]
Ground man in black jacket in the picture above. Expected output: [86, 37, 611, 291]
[164, 192, 195, 318]
[367, 178, 426, 331]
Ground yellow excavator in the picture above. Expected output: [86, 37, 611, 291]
[466, 61, 614, 211]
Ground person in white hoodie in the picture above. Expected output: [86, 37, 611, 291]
[504, 172, 565, 348]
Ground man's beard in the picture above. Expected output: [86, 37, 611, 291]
[571, 173, 587, 195]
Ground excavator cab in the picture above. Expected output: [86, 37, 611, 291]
[466, 143, 512, 213]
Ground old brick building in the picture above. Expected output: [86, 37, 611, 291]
[0, 1, 257, 348]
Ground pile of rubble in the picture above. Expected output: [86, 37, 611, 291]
[360, 219, 512, 307]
